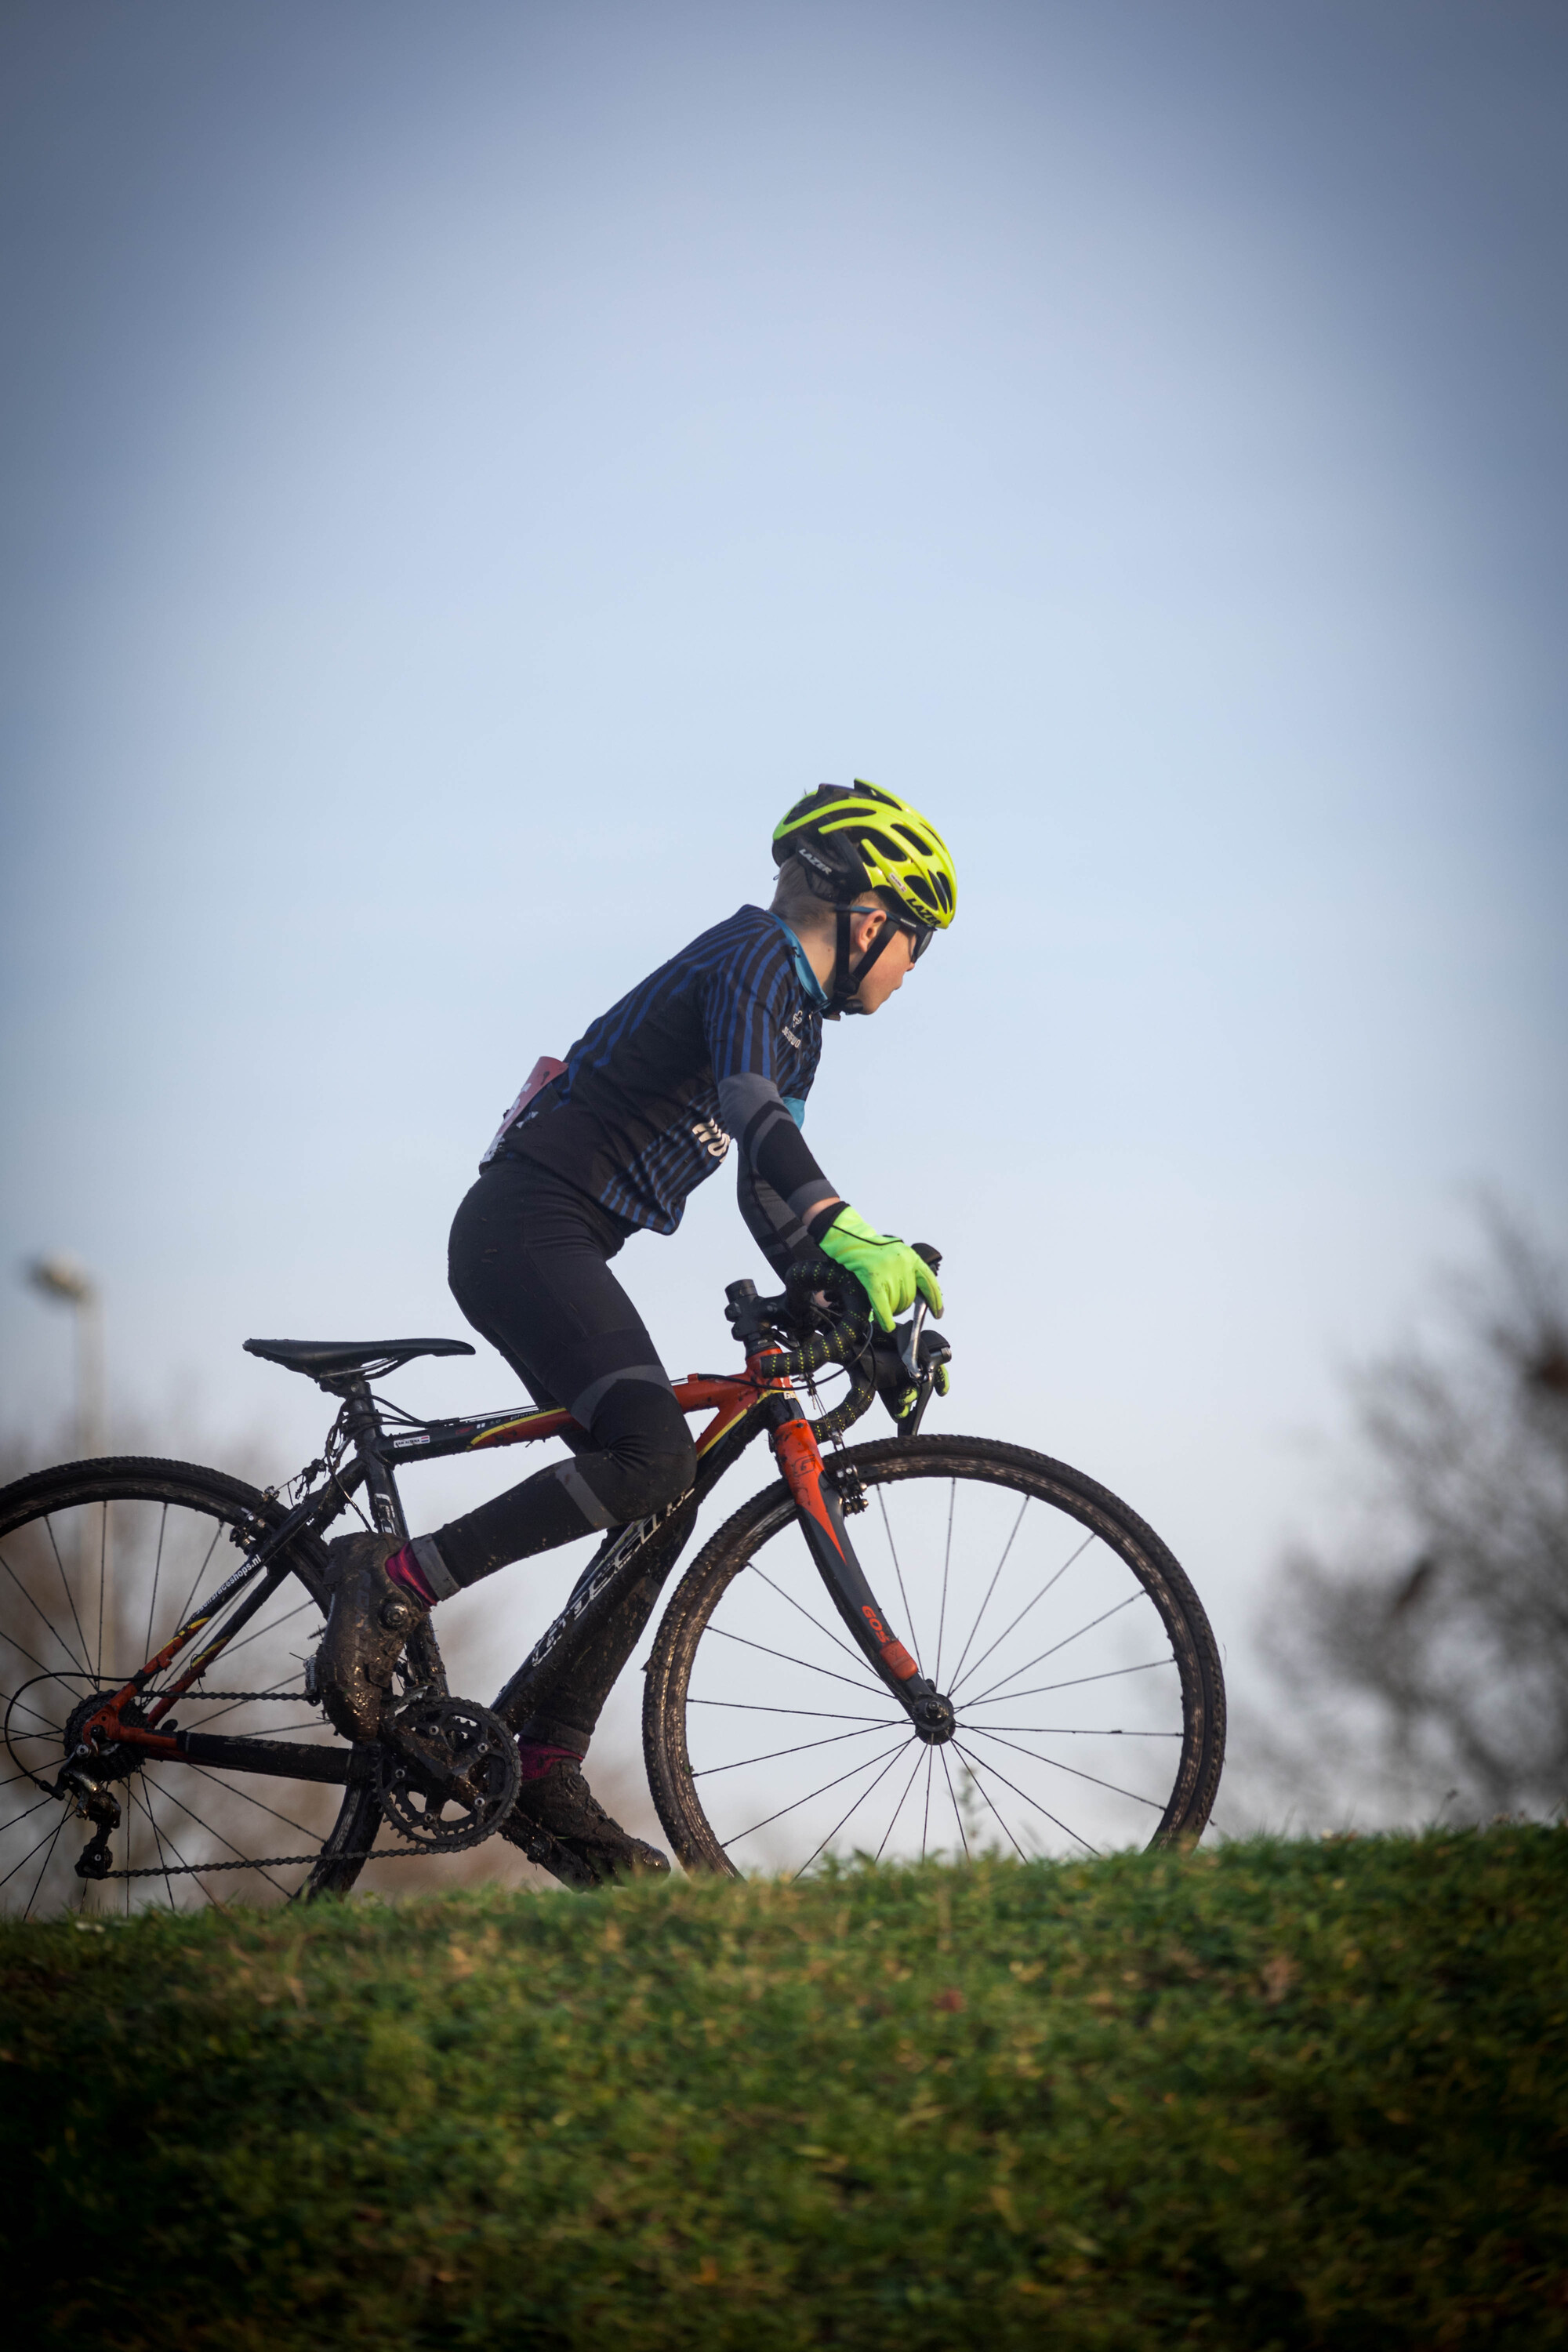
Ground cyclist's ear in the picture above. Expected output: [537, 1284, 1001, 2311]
[847, 900, 891, 955]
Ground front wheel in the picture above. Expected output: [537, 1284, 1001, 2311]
[644, 1434, 1225, 1877]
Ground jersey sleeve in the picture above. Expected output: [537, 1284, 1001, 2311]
[736, 1160, 814, 1280]
[705, 937, 837, 1221]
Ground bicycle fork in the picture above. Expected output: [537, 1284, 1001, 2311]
[765, 1396, 956, 1747]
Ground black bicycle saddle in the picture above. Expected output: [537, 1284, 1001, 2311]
[243, 1336, 476, 1381]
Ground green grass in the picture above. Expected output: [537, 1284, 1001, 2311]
[3, 1828, 1565, 2349]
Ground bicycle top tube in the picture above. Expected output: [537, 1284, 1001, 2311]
[374, 1372, 767, 1468]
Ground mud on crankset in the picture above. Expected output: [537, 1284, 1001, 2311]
[376, 1691, 522, 1852]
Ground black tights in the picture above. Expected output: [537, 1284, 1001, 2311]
[427, 1156, 695, 1749]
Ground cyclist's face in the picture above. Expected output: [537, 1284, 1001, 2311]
[849, 909, 916, 1014]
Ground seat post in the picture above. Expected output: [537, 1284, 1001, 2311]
[332, 1372, 410, 1546]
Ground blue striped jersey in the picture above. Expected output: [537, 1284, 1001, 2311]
[492, 906, 834, 1236]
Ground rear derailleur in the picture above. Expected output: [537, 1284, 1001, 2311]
[53, 1686, 154, 1880]
[58, 1773, 122, 1882]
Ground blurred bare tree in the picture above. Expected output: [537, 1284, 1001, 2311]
[1245, 1214, 1568, 1828]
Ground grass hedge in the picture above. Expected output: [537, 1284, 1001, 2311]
[3, 1827, 1565, 2347]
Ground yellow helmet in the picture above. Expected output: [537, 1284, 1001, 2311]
[772, 781, 956, 931]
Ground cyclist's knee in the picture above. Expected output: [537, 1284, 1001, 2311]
[582, 1381, 695, 1523]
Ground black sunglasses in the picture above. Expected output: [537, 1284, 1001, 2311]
[846, 904, 938, 964]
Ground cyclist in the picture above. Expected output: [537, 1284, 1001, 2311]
[317, 782, 956, 1881]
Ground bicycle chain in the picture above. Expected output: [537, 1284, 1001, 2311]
[162, 1690, 318, 1705]
[87, 1686, 409, 1881]
[99, 1843, 427, 1881]
[88, 1690, 518, 1880]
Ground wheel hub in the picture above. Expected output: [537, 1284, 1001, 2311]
[910, 1690, 956, 1745]
[60, 1690, 145, 1784]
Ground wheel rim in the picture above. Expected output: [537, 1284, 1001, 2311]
[666, 1449, 1217, 1876]
[0, 1475, 358, 1917]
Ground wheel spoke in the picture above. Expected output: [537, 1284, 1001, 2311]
[0, 1548, 89, 1675]
[962, 1725, 1167, 1810]
[126, 1780, 230, 1911]
[174, 1758, 327, 1842]
[159, 1583, 281, 1689]
[964, 1588, 1144, 1708]
[196, 1595, 318, 1670]
[96, 1504, 107, 1679]
[693, 1721, 894, 1779]
[932, 1479, 956, 1688]
[950, 1531, 1095, 1697]
[687, 1698, 897, 1725]
[953, 1740, 1099, 1857]
[7, 1694, 67, 1734]
[1, 1626, 81, 1688]
[876, 1487, 924, 1676]
[20, 1813, 66, 1920]
[721, 1736, 908, 1848]
[132, 1773, 180, 1910]
[875, 1744, 927, 1862]
[0, 1815, 67, 1892]
[938, 1747, 970, 1860]
[146, 1780, 296, 1897]
[746, 1563, 865, 1672]
[946, 1493, 1029, 1693]
[43, 1516, 94, 1675]
[963, 1657, 1177, 1704]
[2, 1789, 64, 1835]
[793, 1740, 911, 1878]
[961, 1722, 1181, 1737]
[920, 1748, 934, 1860]
[173, 1519, 227, 1635]
[959, 1748, 1029, 1860]
[143, 1505, 169, 1668]
[701, 1621, 881, 1698]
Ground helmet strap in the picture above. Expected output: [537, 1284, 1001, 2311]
[829, 904, 898, 1017]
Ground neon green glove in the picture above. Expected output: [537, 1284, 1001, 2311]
[817, 1207, 944, 1333]
[891, 1363, 951, 1425]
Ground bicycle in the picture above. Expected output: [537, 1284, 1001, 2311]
[1, 1254, 1225, 1915]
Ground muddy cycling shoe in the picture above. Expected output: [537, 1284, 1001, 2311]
[315, 1531, 430, 1743]
[500, 1755, 670, 1890]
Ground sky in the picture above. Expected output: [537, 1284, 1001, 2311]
[2, 0, 1565, 1778]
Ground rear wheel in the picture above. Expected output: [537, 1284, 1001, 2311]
[0, 1458, 379, 1917]
[644, 1434, 1225, 1877]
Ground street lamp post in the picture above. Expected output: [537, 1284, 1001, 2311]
[25, 1255, 104, 1460]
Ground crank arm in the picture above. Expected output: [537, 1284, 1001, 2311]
[380, 1722, 493, 1809]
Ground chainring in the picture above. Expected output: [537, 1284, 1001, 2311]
[376, 1693, 521, 1852]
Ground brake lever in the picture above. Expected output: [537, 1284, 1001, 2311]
[898, 1298, 929, 1388]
